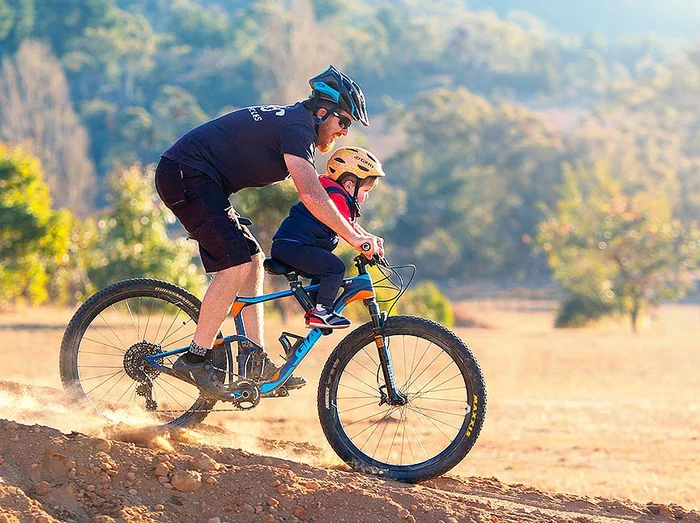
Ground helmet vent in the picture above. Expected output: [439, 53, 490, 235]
[335, 158, 346, 164]
[359, 165, 370, 172]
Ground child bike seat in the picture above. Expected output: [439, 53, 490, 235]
[263, 258, 314, 279]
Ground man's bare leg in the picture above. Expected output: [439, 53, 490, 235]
[237, 252, 265, 346]
[174, 261, 258, 399]
[193, 261, 256, 348]
[184, 252, 305, 389]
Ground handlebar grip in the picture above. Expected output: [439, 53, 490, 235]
[361, 242, 371, 252]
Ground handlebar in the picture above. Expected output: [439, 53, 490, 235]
[354, 252, 388, 269]
[359, 242, 388, 266]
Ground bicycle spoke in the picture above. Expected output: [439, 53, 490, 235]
[360, 347, 379, 368]
[114, 377, 136, 405]
[410, 370, 464, 402]
[98, 371, 131, 403]
[142, 296, 155, 340]
[371, 409, 393, 457]
[410, 404, 467, 418]
[356, 407, 396, 451]
[406, 403, 462, 433]
[83, 369, 124, 396]
[339, 369, 381, 395]
[338, 399, 380, 415]
[401, 338, 433, 392]
[125, 299, 140, 341]
[155, 374, 200, 405]
[403, 349, 444, 393]
[344, 407, 393, 429]
[81, 334, 125, 355]
[80, 370, 125, 383]
[113, 302, 137, 345]
[404, 410, 431, 460]
[351, 356, 379, 379]
[387, 411, 403, 464]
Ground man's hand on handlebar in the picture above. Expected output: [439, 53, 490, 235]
[353, 235, 379, 258]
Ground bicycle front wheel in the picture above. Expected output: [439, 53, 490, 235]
[59, 278, 227, 429]
[318, 315, 486, 482]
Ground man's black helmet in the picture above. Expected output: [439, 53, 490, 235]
[308, 65, 369, 127]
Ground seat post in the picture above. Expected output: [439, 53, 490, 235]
[286, 273, 315, 312]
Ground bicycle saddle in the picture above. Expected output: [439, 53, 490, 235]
[263, 258, 314, 279]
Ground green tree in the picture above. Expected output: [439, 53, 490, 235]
[537, 164, 699, 331]
[0, 144, 72, 306]
[0, 40, 96, 214]
[46, 217, 101, 305]
[86, 163, 206, 296]
[386, 87, 562, 278]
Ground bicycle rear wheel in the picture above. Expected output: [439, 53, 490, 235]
[60, 278, 227, 429]
[318, 315, 486, 482]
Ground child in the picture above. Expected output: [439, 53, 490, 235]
[271, 146, 385, 328]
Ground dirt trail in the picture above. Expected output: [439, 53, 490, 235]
[0, 380, 697, 523]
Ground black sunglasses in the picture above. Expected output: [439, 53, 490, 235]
[331, 111, 352, 130]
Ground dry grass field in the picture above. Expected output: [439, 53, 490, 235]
[0, 296, 698, 510]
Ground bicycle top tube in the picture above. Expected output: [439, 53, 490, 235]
[230, 273, 374, 316]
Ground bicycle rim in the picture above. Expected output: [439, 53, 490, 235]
[320, 316, 484, 480]
[60, 279, 222, 428]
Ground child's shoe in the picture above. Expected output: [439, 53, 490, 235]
[306, 304, 351, 329]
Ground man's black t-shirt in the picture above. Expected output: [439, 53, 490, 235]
[162, 102, 317, 195]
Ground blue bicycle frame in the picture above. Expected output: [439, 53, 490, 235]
[144, 272, 377, 399]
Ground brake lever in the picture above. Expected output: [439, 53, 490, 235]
[373, 254, 389, 267]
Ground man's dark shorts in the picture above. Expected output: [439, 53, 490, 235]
[155, 157, 261, 272]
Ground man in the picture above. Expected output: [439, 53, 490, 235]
[154, 65, 381, 400]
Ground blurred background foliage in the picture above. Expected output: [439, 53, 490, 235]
[1, 0, 700, 327]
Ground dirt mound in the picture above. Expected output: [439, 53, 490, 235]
[0, 381, 698, 523]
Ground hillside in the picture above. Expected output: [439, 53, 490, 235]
[0, 380, 697, 523]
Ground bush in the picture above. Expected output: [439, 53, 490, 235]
[394, 281, 454, 327]
[0, 144, 72, 307]
[555, 293, 613, 328]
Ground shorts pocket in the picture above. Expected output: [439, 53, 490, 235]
[191, 214, 252, 272]
[155, 168, 188, 209]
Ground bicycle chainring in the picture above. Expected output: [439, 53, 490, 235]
[229, 379, 261, 410]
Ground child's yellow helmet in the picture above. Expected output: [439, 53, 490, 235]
[326, 147, 385, 181]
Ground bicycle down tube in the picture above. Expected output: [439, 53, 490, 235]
[144, 270, 398, 398]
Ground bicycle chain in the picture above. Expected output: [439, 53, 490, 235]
[139, 358, 270, 413]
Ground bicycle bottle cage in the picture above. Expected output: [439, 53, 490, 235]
[278, 331, 306, 361]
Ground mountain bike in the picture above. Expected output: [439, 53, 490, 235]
[60, 239, 487, 482]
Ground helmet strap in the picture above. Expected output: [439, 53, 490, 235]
[311, 97, 333, 130]
[351, 181, 362, 219]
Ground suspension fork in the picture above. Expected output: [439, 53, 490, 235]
[364, 297, 407, 406]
